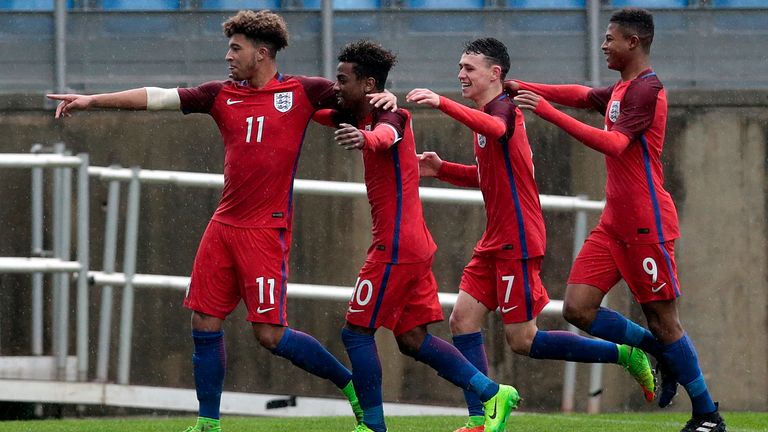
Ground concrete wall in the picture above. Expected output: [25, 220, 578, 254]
[0, 90, 765, 413]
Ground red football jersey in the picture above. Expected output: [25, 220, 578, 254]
[437, 94, 546, 260]
[587, 70, 680, 244]
[359, 108, 437, 264]
[178, 74, 336, 229]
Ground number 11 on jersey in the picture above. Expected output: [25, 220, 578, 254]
[246, 115, 264, 143]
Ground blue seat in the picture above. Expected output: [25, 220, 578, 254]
[101, 0, 179, 10]
[508, 0, 584, 8]
[611, 0, 688, 7]
[0, 0, 72, 10]
[200, 0, 280, 9]
[301, 0, 380, 8]
[712, 0, 768, 6]
[407, 0, 484, 8]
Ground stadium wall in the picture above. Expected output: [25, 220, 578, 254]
[0, 90, 765, 413]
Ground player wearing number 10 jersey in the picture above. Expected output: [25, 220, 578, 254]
[47, 10, 400, 432]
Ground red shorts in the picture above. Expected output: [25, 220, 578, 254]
[183, 220, 291, 325]
[345, 257, 444, 337]
[568, 226, 681, 303]
[459, 254, 550, 324]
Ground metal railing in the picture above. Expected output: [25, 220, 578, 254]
[0, 147, 607, 413]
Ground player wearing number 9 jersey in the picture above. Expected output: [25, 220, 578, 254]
[509, 8, 725, 432]
[409, 38, 656, 432]
[46, 10, 401, 432]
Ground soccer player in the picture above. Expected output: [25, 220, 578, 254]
[408, 38, 656, 432]
[47, 10, 397, 432]
[312, 39, 519, 432]
[509, 8, 726, 432]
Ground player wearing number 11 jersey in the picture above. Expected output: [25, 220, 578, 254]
[48, 10, 399, 432]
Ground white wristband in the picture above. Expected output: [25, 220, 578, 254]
[145, 87, 181, 111]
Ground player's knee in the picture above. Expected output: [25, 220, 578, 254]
[449, 310, 476, 335]
[395, 329, 426, 357]
[562, 302, 592, 330]
[253, 325, 283, 350]
[646, 316, 683, 343]
[505, 333, 532, 356]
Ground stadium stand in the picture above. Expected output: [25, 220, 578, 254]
[712, 0, 768, 6]
[302, 0, 381, 8]
[507, 0, 585, 8]
[407, 0, 485, 8]
[199, 0, 281, 9]
[0, 0, 71, 10]
[101, 0, 179, 10]
[611, 0, 689, 7]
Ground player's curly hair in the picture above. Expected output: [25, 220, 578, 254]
[610, 8, 654, 54]
[223, 10, 289, 58]
[463, 38, 510, 80]
[337, 40, 397, 91]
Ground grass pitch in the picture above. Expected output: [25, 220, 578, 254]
[0, 412, 765, 432]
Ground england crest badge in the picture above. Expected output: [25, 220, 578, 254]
[477, 134, 487, 148]
[274, 91, 293, 113]
[608, 100, 620, 123]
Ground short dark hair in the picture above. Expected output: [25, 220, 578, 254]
[337, 40, 397, 91]
[463, 38, 510, 80]
[223, 10, 289, 58]
[610, 8, 654, 53]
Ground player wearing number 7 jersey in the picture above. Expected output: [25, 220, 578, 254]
[47, 10, 398, 432]
[509, 8, 725, 432]
[409, 38, 656, 432]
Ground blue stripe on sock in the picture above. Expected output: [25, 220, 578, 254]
[529, 330, 619, 363]
[661, 333, 716, 415]
[469, 372, 499, 402]
[453, 332, 487, 417]
[341, 328, 386, 432]
[272, 327, 352, 388]
[192, 330, 225, 420]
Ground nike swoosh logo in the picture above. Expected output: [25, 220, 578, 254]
[256, 307, 275, 314]
[651, 283, 667, 293]
[489, 399, 498, 419]
[347, 308, 364, 313]
[226, 99, 243, 105]
[501, 305, 518, 313]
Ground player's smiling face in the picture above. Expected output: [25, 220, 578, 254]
[601, 23, 633, 72]
[334, 62, 372, 112]
[226, 34, 261, 81]
[458, 53, 495, 102]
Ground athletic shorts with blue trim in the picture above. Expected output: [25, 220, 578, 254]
[460, 254, 549, 324]
[345, 257, 443, 337]
[568, 225, 681, 303]
[184, 220, 291, 325]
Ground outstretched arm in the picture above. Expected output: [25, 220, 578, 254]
[419, 152, 479, 188]
[406, 88, 506, 139]
[514, 90, 630, 157]
[504, 80, 593, 109]
[47, 87, 181, 118]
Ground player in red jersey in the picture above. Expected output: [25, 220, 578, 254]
[509, 8, 726, 432]
[313, 39, 519, 432]
[409, 38, 655, 432]
[47, 10, 397, 432]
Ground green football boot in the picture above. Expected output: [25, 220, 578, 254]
[618, 345, 656, 402]
[454, 415, 485, 432]
[182, 417, 221, 432]
[352, 423, 378, 432]
[482, 384, 520, 432]
[341, 380, 364, 423]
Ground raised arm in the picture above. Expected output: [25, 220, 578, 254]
[47, 87, 182, 118]
[514, 90, 630, 157]
[504, 80, 594, 109]
[406, 88, 506, 139]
